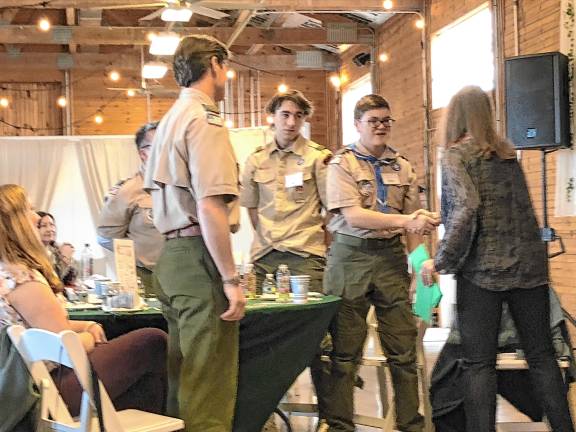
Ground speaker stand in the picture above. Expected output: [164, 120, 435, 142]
[540, 148, 565, 259]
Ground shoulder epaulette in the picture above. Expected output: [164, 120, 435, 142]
[254, 146, 265, 153]
[307, 141, 328, 152]
[104, 178, 128, 202]
[202, 104, 220, 114]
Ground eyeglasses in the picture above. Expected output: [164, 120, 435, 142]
[359, 117, 396, 128]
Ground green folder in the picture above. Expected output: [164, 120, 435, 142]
[409, 244, 442, 323]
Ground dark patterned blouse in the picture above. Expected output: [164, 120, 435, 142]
[434, 138, 548, 290]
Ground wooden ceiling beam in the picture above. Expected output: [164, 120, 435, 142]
[2, 0, 423, 12]
[0, 52, 337, 71]
[0, 25, 373, 45]
[65, 8, 77, 53]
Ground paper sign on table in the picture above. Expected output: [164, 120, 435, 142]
[409, 244, 442, 323]
[113, 239, 138, 294]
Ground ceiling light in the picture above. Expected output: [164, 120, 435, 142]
[161, 6, 193, 23]
[147, 32, 157, 42]
[108, 70, 120, 82]
[126, 89, 136, 97]
[415, 19, 425, 29]
[38, 18, 51, 32]
[142, 61, 169, 79]
[379, 53, 389, 62]
[383, 0, 393, 9]
[149, 32, 181, 56]
[57, 96, 67, 107]
[0, 97, 9, 108]
[278, 83, 288, 94]
[226, 69, 236, 79]
[329, 75, 341, 89]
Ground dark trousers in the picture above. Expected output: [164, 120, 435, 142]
[54, 328, 168, 417]
[457, 279, 574, 432]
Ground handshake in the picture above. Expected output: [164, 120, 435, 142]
[405, 209, 441, 235]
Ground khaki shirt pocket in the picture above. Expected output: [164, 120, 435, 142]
[254, 168, 275, 184]
[386, 184, 409, 212]
[288, 170, 313, 203]
[355, 175, 376, 209]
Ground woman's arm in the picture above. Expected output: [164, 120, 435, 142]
[434, 148, 479, 273]
[7, 280, 97, 352]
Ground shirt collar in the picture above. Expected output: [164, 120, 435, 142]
[266, 134, 306, 156]
[178, 87, 217, 107]
[350, 141, 398, 161]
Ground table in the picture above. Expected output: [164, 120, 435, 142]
[69, 296, 341, 432]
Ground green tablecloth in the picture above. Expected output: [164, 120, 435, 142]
[69, 295, 341, 432]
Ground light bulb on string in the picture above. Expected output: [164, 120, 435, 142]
[329, 74, 341, 89]
[38, 18, 51, 32]
[266, 115, 274, 125]
[226, 69, 236, 80]
[383, 0, 393, 10]
[0, 97, 9, 108]
[94, 113, 104, 124]
[415, 19, 425, 29]
[126, 89, 136, 97]
[379, 53, 389, 62]
[57, 96, 67, 107]
[109, 70, 120, 82]
[277, 83, 288, 94]
[225, 119, 234, 128]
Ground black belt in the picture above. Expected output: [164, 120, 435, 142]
[333, 232, 399, 250]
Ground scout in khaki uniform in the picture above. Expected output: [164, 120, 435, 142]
[323, 94, 439, 432]
[240, 90, 331, 423]
[143, 35, 246, 432]
[97, 122, 164, 295]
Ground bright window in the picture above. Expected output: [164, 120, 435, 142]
[431, 4, 494, 109]
[341, 74, 373, 145]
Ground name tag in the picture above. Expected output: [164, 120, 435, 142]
[285, 171, 304, 188]
[381, 172, 401, 185]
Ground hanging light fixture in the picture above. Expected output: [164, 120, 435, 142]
[161, 6, 193, 22]
[149, 32, 181, 56]
[142, 62, 169, 79]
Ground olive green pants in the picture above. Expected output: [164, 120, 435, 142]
[254, 250, 330, 419]
[136, 266, 156, 296]
[323, 237, 424, 432]
[155, 237, 239, 432]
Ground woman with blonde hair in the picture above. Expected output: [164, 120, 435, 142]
[421, 86, 574, 431]
[0, 184, 168, 429]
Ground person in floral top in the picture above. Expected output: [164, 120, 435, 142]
[0, 184, 169, 420]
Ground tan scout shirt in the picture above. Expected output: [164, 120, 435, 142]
[240, 135, 332, 261]
[143, 88, 239, 234]
[326, 144, 421, 239]
[97, 171, 164, 270]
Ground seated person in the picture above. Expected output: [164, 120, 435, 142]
[0, 184, 168, 429]
[36, 211, 78, 287]
[430, 287, 575, 432]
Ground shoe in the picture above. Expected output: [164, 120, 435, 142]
[316, 419, 329, 432]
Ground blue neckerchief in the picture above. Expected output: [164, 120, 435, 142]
[348, 144, 394, 213]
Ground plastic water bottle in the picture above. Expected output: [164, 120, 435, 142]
[80, 243, 93, 281]
[276, 264, 291, 302]
[244, 264, 257, 299]
[262, 273, 277, 295]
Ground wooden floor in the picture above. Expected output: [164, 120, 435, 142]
[275, 327, 544, 432]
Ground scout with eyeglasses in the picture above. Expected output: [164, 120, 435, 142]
[322, 94, 439, 432]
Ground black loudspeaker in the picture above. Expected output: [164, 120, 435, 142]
[505, 52, 571, 149]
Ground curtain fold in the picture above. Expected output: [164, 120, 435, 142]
[0, 138, 65, 211]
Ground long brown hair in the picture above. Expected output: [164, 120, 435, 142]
[441, 86, 516, 159]
[0, 184, 62, 291]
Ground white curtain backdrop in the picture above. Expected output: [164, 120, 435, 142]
[0, 137, 65, 211]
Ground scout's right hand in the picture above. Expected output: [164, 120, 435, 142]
[405, 212, 439, 235]
[220, 281, 246, 321]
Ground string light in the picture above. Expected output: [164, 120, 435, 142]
[379, 53, 390, 62]
[266, 115, 274, 125]
[57, 96, 67, 107]
[108, 70, 120, 82]
[339, 73, 349, 86]
[147, 32, 156, 42]
[126, 89, 136, 97]
[94, 113, 104, 124]
[383, 0, 393, 10]
[225, 119, 234, 128]
[415, 19, 425, 29]
[277, 83, 288, 94]
[329, 74, 341, 89]
[38, 18, 51, 32]
[0, 97, 9, 108]
[226, 69, 236, 79]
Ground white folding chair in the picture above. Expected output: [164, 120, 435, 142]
[8, 325, 184, 432]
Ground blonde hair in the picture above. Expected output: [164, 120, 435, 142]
[0, 184, 62, 291]
[441, 86, 516, 159]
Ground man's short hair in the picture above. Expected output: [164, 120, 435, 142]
[135, 121, 159, 150]
[173, 35, 230, 88]
[354, 94, 391, 120]
[265, 90, 314, 117]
